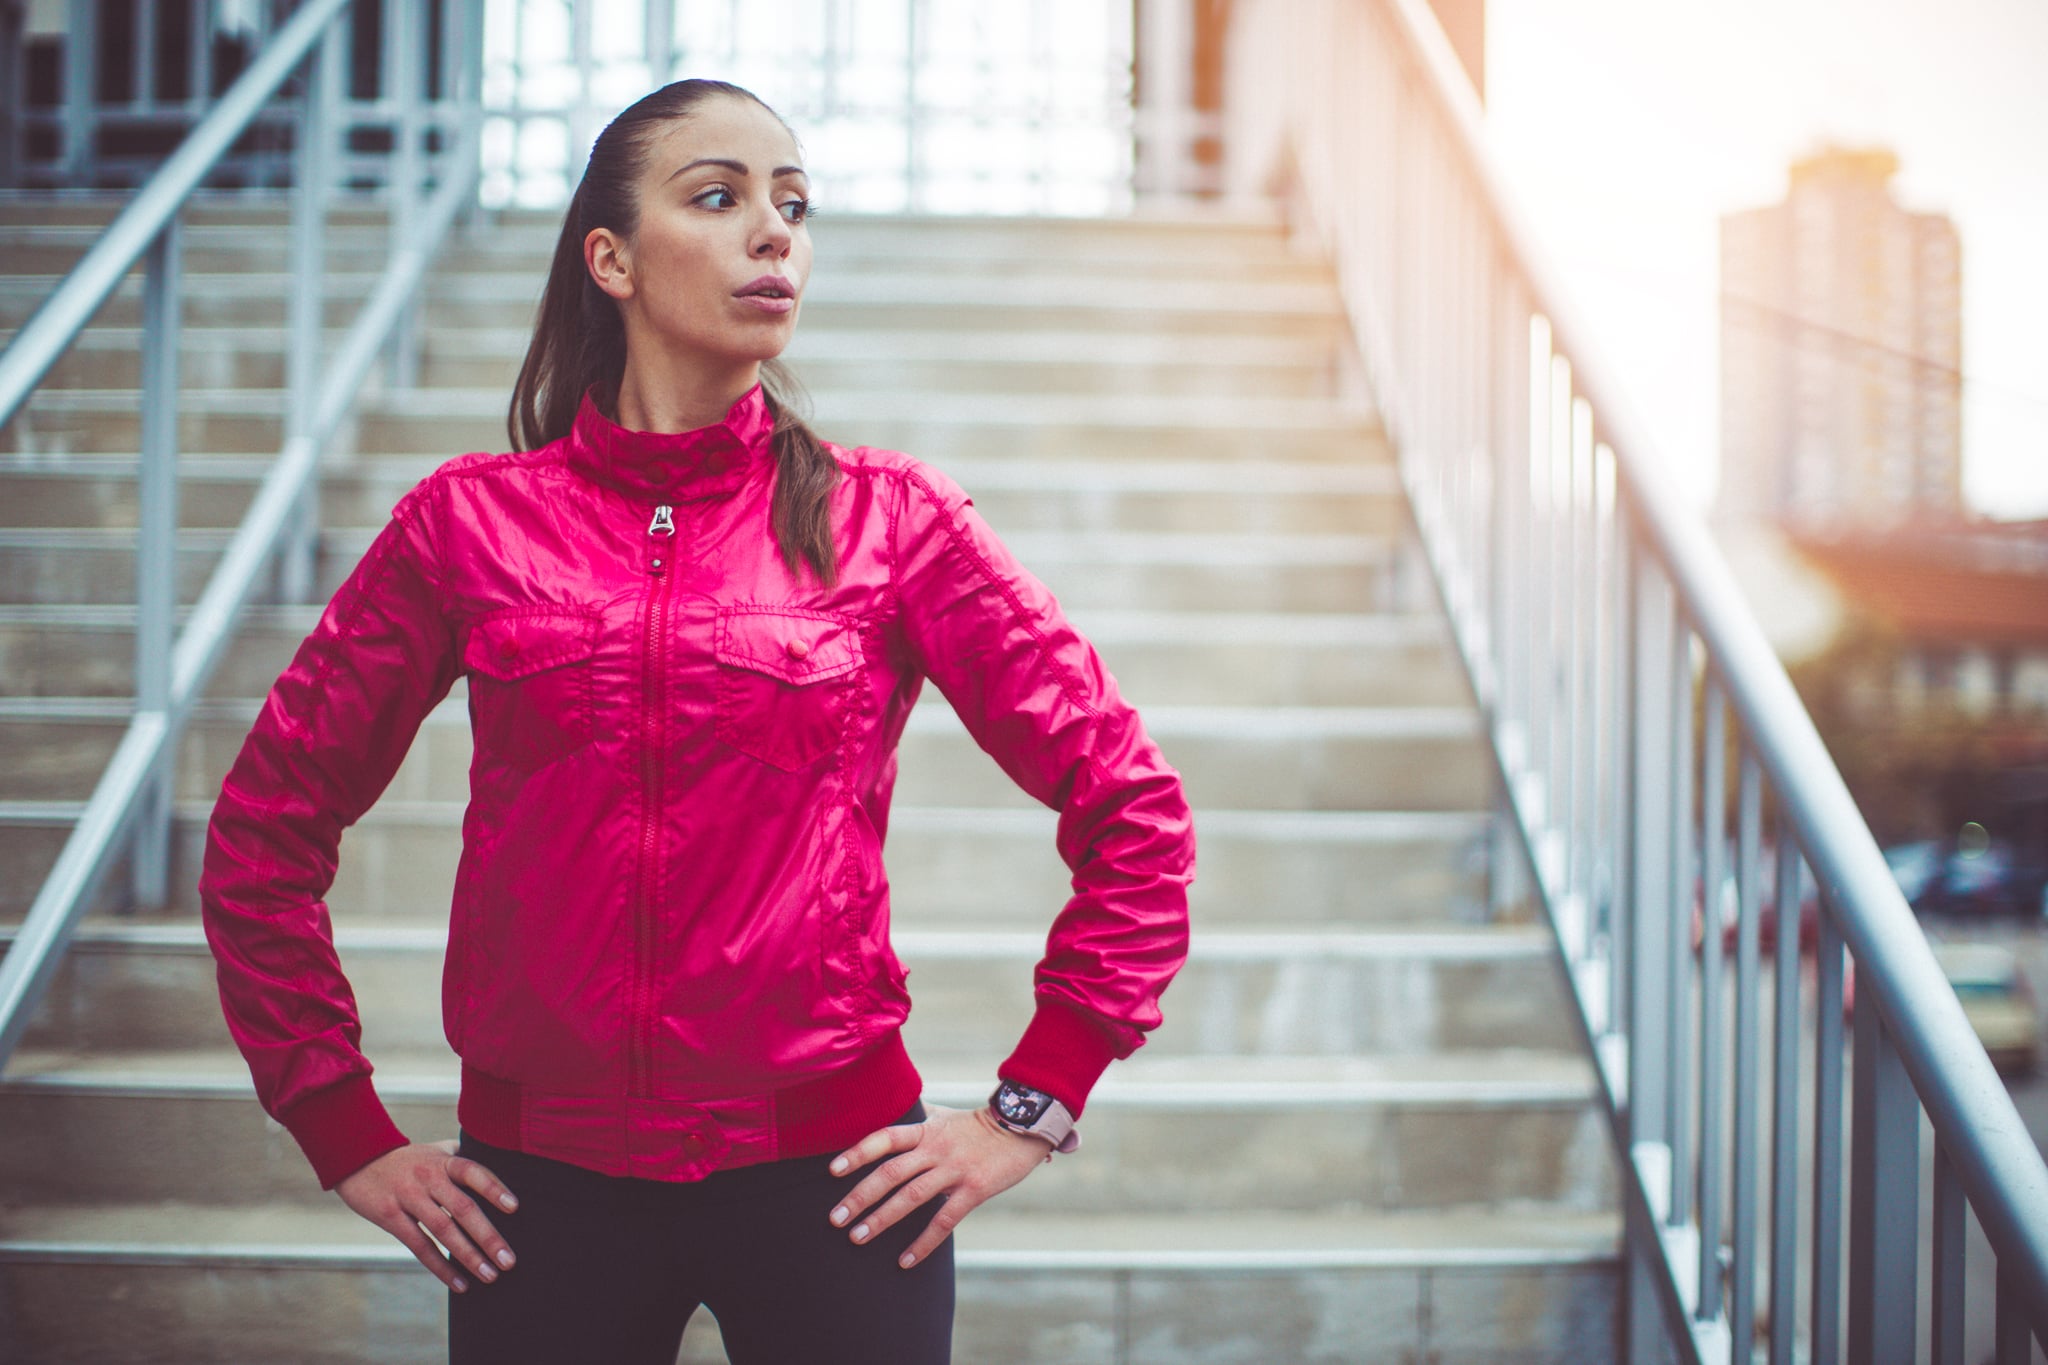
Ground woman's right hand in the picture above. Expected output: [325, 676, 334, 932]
[334, 1138, 519, 1293]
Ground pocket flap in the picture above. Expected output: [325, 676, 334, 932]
[465, 608, 598, 681]
[715, 607, 862, 685]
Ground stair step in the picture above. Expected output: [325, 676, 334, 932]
[0, 1202, 1618, 1364]
[7, 387, 1383, 463]
[0, 1049, 1612, 1214]
[0, 803, 1492, 926]
[0, 456, 1406, 537]
[0, 523, 1417, 614]
[6, 918, 1575, 1060]
[0, 697, 1492, 812]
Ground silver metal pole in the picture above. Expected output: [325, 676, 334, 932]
[1812, 899, 1846, 1364]
[1696, 678, 1727, 1322]
[135, 0, 159, 110]
[387, 0, 424, 389]
[1847, 989, 1920, 1362]
[1665, 611, 1695, 1230]
[281, 16, 337, 604]
[1729, 748, 1764, 1347]
[1625, 547, 1674, 1364]
[1932, 1143, 1967, 1365]
[64, 0, 96, 182]
[131, 216, 181, 911]
[1768, 835, 1802, 1365]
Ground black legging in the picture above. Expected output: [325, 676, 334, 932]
[446, 1103, 954, 1364]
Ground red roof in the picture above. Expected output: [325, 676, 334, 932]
[1793, 527, 2048, 647]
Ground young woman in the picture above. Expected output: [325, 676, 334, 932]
[199, 79, 1193, 1364]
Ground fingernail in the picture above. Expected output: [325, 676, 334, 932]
[851, 1223, 870, 1243]
[900, 1253, 916, 1269]
[500, 1193, 518, 1211]
[830, 1206, 849, 1227]
[452, 1276, 469, 1293]
[477, 1264, 497, 1283]
[496, 1249, 515, 1268]
[830, 1158, 848, 1175]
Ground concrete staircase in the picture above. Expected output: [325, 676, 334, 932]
[0, 197, 1620, 1363]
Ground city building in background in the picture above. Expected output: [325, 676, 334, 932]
[1718, 144, 1963, 530]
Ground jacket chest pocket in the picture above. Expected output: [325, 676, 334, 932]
[713, 607, 863, 772]
[464, 607, 599, 774]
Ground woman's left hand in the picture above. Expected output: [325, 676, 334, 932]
[827, 1102, 1053, 1269]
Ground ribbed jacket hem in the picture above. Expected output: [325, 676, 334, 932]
[456, 1030, 924, 1181]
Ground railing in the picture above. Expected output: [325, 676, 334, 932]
[0, 0, 483, 1064]
[1222, 1, 2048, 1362]
[5, 0, 474, 192]
[474, 0, 1213, 211]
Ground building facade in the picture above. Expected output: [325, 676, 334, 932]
[1719, 145, 1963, 530]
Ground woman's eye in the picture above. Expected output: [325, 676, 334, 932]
[694, 187, 738, 210]
[779, 198, 814, 224]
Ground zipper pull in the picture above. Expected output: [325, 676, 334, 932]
[648, 504, 675, 537]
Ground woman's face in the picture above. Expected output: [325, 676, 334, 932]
[589, 95, 814, 385]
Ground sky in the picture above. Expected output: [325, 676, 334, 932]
[1483, 0, 2048, 520]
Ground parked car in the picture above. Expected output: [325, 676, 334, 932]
[1885, 836, 2048, 921]
[1930, 941, 2041, 1076]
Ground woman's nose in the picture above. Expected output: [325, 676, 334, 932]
[753, 210, 792, 257]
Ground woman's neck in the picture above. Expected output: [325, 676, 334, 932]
[613, 353, 762, 435]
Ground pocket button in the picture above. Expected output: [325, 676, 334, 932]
[785, 639, 811, 661]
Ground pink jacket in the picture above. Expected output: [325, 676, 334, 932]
[199, 384, 1194, 1189]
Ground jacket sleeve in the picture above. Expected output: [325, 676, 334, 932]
[891, 461, 1194, 1117]
[198, 479, 459, 1189]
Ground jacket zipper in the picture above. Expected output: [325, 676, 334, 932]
[630, 502, 676, 1097]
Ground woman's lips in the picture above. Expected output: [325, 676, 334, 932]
[734, 275, 798, 314]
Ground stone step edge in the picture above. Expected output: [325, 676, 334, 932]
[18, 388, 1376, 430]
[0, 454, 1399, 497]
[0, 529, 1397, 566]
[1, 920, 1549, 963]
[2, 1055, 1598, 1109]
[0, 698, 1483, 741]
[0, 1212, 1618, 1274]
[11, 325, 1342, 363]
[0, 1240, 1618, 1275]
[0, 801, 1491, 840]
[0, 605, 1439, 644]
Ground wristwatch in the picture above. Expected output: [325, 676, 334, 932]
[987, 1079, 1082, 1154]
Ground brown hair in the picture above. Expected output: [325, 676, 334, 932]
[508, 79, 839, 586]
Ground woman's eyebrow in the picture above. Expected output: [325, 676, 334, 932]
[666, 157, 808, 183]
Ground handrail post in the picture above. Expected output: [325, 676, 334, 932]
[281, 14, 338, 604]
[131, 215, 182, 911]
[386, 0, 424, 390]
[0, 0, 24, 187]
[1848, 985, 1919, 1362]
[63, 0, 96, 183]
[1625, 543, 1674, 1362]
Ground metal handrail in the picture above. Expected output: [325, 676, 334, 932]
[1220, 0, 2048, 1359]
[0, 0, 483, 1065]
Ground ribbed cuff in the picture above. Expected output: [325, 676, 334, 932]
[279, 1074, 410, 1191]
[997, 996, 1133, 1119]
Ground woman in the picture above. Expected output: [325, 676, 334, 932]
[199, 78, 1193, 1364]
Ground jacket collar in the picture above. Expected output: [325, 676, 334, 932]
[565, 382, 775, 503]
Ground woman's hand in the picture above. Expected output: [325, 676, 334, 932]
[826, 1102, 1052, 1269]
[334, 1139, 519, 1293]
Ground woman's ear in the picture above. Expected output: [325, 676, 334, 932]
[585, 227, 634, 302]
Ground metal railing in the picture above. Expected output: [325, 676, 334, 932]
[5, 0, 474, 192]
[0, 0, 483, 1064]
[1221, 0, 2048, 1361]
[473, 0, 1215, 212]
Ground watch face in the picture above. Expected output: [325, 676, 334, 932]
[995, 1083, 1052, 1126]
